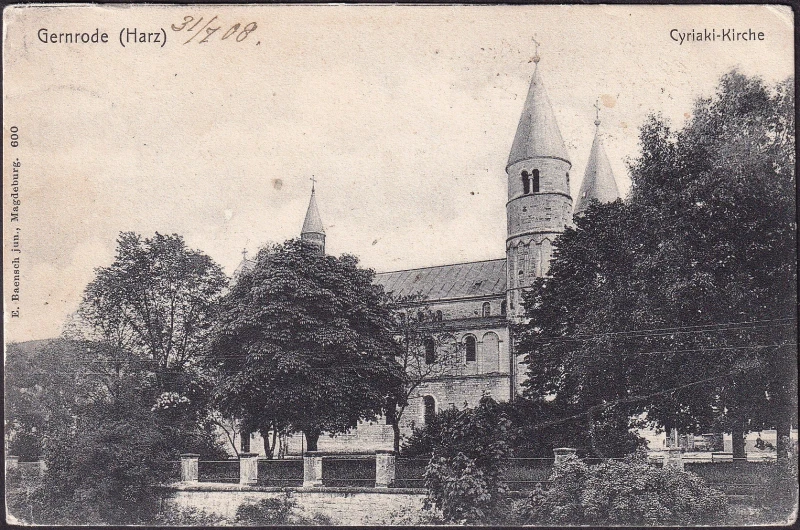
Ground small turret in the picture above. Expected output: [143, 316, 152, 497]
[574, 103, 620, 216]
[301, 180, 325, 255]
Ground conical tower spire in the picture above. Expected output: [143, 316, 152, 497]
[507, 44, 570, 169]
[301, 177, 325, 254]
[574, 104, 620, 215]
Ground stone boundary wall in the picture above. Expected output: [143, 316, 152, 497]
[160, 482, 426, 525]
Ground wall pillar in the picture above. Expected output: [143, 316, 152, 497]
[663, 447, 684, 471]
[239, 452, 259, 485]
[180, 453, 199, 482]
[375, 450, 396, 488]
[6, 455, 19, 471]
[303, 451, 323, 488]
[38, 457, 47, 474]
[553, 447, 577, 465]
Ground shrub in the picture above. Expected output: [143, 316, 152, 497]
[234, 496, 332, 526]
[400, 407, 462, 457]
[422, 396, 513, 524]
[524, 452, 728, 526]
[759, 436, 798, 523]
[151, 506, 228, 526]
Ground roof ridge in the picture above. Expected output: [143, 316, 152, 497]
[375, 257, 506, 276]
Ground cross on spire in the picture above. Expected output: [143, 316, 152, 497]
[310, 175, 317, 192]
[593, 99, 602, 127]
[241, 248, 248, 260]
[532, 36, 541, 63]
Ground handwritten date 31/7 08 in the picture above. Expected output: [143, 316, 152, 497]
[171, 16, 257, 45]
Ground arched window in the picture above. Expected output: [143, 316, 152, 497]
[417, 311, 425, 322]
[532, 169, 540, 193]
[501, 300, 507, 315]
[482, 302, 491, 317]
[522, 170, 530, 194]
[465, 335, 477, 362]
[566, 172, 570, 186]
[423, 396, 436, 425]
[435, 310, 443, 321]
[424, 337, 436, 365]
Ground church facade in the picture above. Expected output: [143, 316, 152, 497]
[235, 51, 621, 455]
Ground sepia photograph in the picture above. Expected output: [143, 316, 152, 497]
[3, 3, 797, 526]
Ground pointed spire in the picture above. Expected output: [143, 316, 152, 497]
[301, 180, 326, 255]
[507, 44, 571, 169]
[574, 109, 620, 215]
[302, 178, 324, 235]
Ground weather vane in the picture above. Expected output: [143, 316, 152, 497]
[532, 36, 540, 63]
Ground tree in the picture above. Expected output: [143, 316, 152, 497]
[73, 232, 228, 392]
[385, 295, 465, 452]
[422, 396, 513, 524]
[518, 71, 796, 459]
[210, 239, 404, 451]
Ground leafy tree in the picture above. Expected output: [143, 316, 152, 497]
[72, 231, 228, 392]
[518, 71, 796, 459]
[386, 295, 465, 452]
[210, 239, 404, 451]
[422, 396, 512, 524]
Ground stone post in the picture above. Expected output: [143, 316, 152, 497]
[663, 446, 684, 471]
[6, 455, 19, 471]
[375, 450, 396, 488]
[239, 452, 259, 485]
[180, 453, 200, 482]
[38, 457, 47, 474]
[303, 451, 323, 488]
[553, 447, 577, 465]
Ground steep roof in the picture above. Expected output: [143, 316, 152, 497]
[507, 59, 571, 168]
[574, 125, 620, 215]
[301, 188, 324, 235]
[375, 259, 507, 301]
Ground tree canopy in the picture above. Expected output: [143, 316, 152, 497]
[518, 71, 796, 458]
[210, 239, 403, 451]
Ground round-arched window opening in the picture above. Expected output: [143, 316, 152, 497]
[465, 335, 477, 362]
[424, 337, 436, 365]
[423, 396, 436, 425]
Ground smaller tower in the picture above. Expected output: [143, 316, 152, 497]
[574, 102, 621, 216]
[301, 178, 325, 255]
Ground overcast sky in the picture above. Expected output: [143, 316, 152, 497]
[3, 4, 793, 343]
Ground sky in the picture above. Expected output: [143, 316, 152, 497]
[3, 4, 794, 343]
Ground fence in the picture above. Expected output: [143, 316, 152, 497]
[257, 458, 303, 487]
[198, 460, 239, 483]
[176, 448, 778, 498]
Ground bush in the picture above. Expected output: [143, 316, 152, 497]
[400, 407, 462, 457]
[524, 452, 728, 526]
[759, 436, 798, 523]
[151, 506, 228, 526]
[234, 496, 332, 526]
[422, 396, 513, 524]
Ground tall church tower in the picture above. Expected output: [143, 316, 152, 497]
[301, 182, 325, 255]
[505, 49, 573, 320]
[574, 107, 620, 216]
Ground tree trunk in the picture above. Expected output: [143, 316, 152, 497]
[305, 429, 321, 452]
[392, 421, 401, 453]
[731, 422, 746, 461]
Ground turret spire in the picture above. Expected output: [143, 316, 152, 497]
[574, 107, 620, 216]
[301, 180, 326, 254]
[507, 44, 570, 169]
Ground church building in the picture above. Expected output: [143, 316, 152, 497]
[234, 50, 621, 454]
